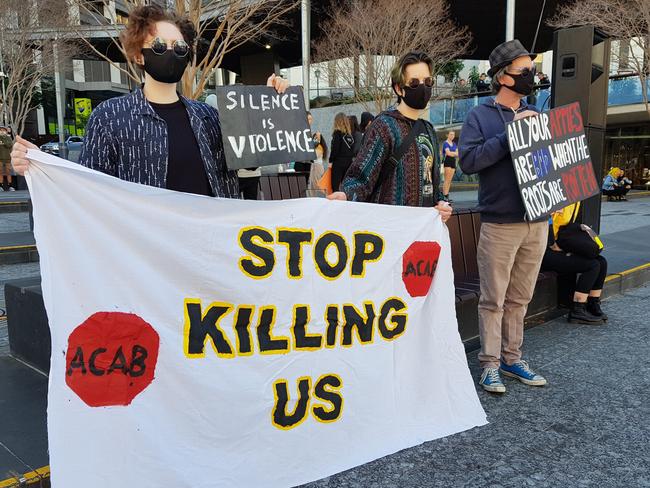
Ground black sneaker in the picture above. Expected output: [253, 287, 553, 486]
[568, 302, 604, 325]
[587, 296, 608, 322]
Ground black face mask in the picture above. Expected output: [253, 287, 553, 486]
[401, 83, 432, 110]
[141, 49, 189, 84]
[507, 69, 535, 96]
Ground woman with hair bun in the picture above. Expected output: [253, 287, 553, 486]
[10, 5, 289, 198]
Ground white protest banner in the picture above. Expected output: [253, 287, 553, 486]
[26, 150, 486, 488]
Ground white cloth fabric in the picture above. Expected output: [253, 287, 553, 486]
[26, 150, 486, 488]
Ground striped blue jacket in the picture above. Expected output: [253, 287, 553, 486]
[78, 87, 239, 198]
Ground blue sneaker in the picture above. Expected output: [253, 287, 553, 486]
[500, 360, 547, 386]
[479, 367, 506, 393]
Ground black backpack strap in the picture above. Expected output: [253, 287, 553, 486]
[371, 119, 423, 199]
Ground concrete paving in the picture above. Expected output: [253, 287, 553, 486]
[0, 213, 30, 234]
[302, 282, 650, 488]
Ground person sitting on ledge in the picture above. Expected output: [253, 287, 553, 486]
[602, 167, 630, 202]
[617, 169, 633, 201]
[541, 202, 608, 325]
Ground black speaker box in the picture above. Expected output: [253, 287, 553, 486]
[552, 26, 610, 231]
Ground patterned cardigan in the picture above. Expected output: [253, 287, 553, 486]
[78, 87, 239, 198]
[341, 110, 443, 207]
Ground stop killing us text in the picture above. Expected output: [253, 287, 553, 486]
[181, 227, 413, 430]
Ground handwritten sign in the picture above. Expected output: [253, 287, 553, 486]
[215, 85, 316, 170]
[507, 102, 600, 221]
[27, 150, 487, 488]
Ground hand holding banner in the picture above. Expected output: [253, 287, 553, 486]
[26, 151, 485, 488]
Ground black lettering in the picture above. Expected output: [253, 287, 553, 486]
[293, 305, 322, 350]
[239, 227, 275, 278]
[186, 302, 233, 356]
[341, 303, 375, 345]
[378, 298, 408, 340]
[66, 346, 86, 376]
[314, 232, 348, 279]
[312, 375, 343, 422]
[277, 229, 313, 278]
[272, 378, 310, 429]
[88, 347, 107, 376]
[257, 307, 289, 354]
[351, 233, 383, 276]
[404, 261, 416, 277]
[129, 345, 148, 377]
[325, 305, 339, 347]
[108, 346, 129, 375]
[234, 307, 254, 355]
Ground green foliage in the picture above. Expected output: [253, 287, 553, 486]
[468, 66, 480, 87]
[434, 60, 465, 83]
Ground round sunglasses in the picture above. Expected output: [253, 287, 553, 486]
[146, 37, 190, 58]
[403, 77, 434, 89]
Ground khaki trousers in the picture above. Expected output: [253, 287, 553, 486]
[477, 221, 548, 369]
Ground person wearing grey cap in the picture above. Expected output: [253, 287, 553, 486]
[459, 39, 548, 394]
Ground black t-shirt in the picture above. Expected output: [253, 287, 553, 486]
[150, 99, 213, 196]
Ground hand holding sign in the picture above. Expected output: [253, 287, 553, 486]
[507, 102, 600, 221]
[216, 85, 316, 170]
[513, 109, 539, 121]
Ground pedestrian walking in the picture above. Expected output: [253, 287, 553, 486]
[459, 39, 548, 394]
[453, 78, 471, 96]
[329, 113, 356, 191]
[441, 130, 458, 202]
[327, 51, 452, 224]
[360, 112, 375, 133]
[536, 72, 551, 88]
[476, 73, 491, 93]
[0, 126, 15, 191]
[349, 115, 363, 156]
[10, 5, 289, 197]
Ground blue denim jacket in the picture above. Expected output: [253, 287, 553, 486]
[78, 87, 239, 198]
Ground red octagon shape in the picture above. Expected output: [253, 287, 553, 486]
[65, 312, 160, 407]
[402, 241, 441, 297]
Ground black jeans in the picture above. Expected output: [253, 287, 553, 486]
[603, 187, 630, 197]
[331, 159, 352, 192]
[541, 250, 608, 293]
[238, 176, 260, 200]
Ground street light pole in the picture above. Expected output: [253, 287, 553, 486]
[301, 0, 311, 109]
[315, 68, 320, 98]
[53, 38, 68, 159]
[506, 0, 515, 41]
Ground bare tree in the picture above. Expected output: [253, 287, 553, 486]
[550, 0, 650, 114]
[72, 0, 299, 99]
[0, 0, 79, 134]
[313, 0, 472, 113]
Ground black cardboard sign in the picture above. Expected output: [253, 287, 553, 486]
[506, 102, 600, 221]
[215, 85, 316, 170]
